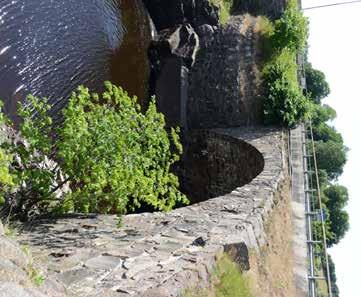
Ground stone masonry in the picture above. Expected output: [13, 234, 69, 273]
[188, 15, 263, 129]
[232, 0, 287, 20]
[12, 126, 285, 296]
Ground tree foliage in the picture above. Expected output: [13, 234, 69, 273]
[323, 255, 340, 297]
[311, 104, 336, 126]
[1, 82, 187, 219]
[315, 141, 348, 180]
[323, 185, 349, 246]
[305, 63, 330, 104]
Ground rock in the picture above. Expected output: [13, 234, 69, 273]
[152, 24, 200, 68]
[0, 282, 48, 297]
[188, 15, 264, 129]
[84, 255, 122, 270]
[0, 236, 30, 268]
[0, 258, 29, 283]
[149, 24, 199, 128]
[195, 24, 216, 47]
[142, 0, 219, 30]
[223, 242, 250, 271]
[191, 237, 206, 247]
[232, 0, 286, 19]
[0, 221, 4, 236]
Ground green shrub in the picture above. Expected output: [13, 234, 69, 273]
[1, 82, 187, 218]
[260, 0, 311, 127]
[262, 49, 312, 127]
[0, 149, 14, 205]
[0, 103, 15, 206]
[270, 0, 308, 52]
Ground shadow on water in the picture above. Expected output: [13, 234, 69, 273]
[111, 0, 152, 108]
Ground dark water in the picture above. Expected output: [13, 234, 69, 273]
[0, 0, 124, 119]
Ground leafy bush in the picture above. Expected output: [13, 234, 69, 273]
[260, 0, 311, 127]
[262, 49, 312, 127]
[1, 82, 187, 218]
[0, 103, 15, 205]
[270, 0, 308, 52]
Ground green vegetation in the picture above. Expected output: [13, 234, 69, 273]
[260, 0, 310, 127]
[309, 105, 349, 249]
[213, 255, 251, 297]
[258, 1, 346, 293]
[21, 245, 45, 286]
[0, 103, 14, 205]
[305, 62, 330, 104]
[324, 254, 340, 297]
[210, 0, 233, 24]
[315, 140, 347, 180]
[259, 0, 349, 251]
[183, 254, 252, 297]
[270, 0, 308, 52]
[0, 82, 187, 219]
[262, 49, 312, 127]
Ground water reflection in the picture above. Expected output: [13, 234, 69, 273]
[0, 0, 124, 120]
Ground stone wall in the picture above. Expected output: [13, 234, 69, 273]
[178, 130, 264, 203]
[14, 126, 286, 297]
[232, 0, 287, 19]
[0, 221, 66, 297]
[187, 15, 263, 129]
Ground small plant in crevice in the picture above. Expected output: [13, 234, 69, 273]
[210, 0, 234, 24]
[21, 245, 45, 286]
[182, 254, 252, 297]
[0, 82, 187, 220]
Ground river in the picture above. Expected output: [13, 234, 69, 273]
[0, 0, 150, 120]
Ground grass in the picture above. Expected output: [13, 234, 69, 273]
[214, 255, 252, 297]
[247, 177, 297, 297]
[21, 245, 46, 286]
[183, 254, 252, 297]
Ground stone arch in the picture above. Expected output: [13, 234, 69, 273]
[179, 130, 265, 204]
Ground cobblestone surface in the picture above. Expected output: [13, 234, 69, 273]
[15, 126, 285, 296]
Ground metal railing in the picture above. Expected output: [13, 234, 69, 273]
[301, 122, 333, 297]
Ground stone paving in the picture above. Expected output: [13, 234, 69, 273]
[14, 126, 285, 297]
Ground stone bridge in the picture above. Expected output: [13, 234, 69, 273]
[6, 126, 286, 297]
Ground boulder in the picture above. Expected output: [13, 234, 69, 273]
[0, 282, 48, 297]
[148, 24, 199, 128]
[151, 24, 200, 68]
